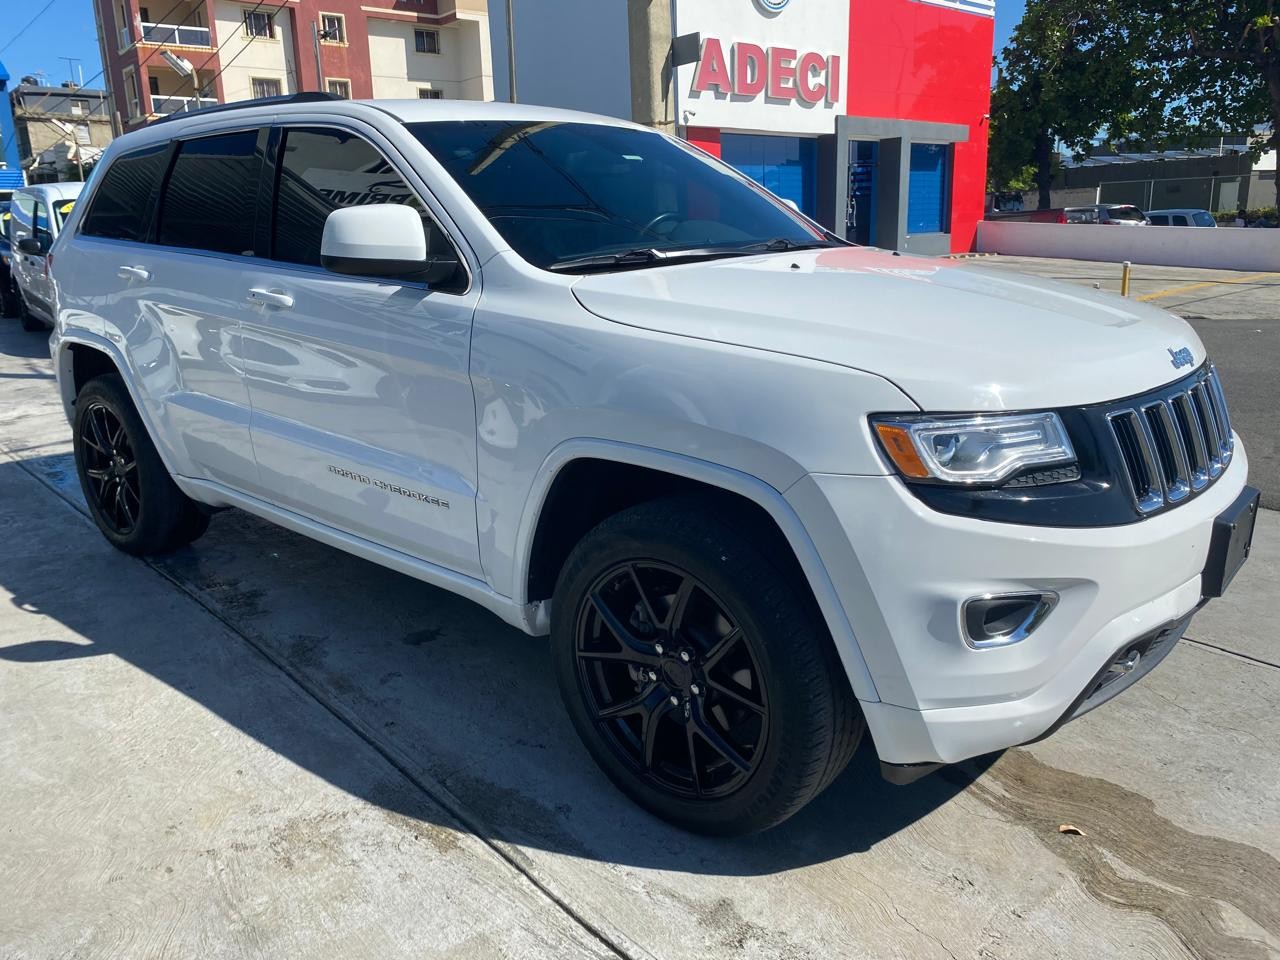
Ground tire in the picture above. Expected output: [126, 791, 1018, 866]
[551, 495, 864, 836]
[18, 294, 44, 332]
[73, 374, 211, 555]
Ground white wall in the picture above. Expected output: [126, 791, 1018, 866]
[453, 14, 494, 101]
[976, 220, 1280, 272]
[367, 18, 466, 99]
[488, 0, 631, 116]
[213, 0, 298, 101]
[674, 0, 850, 135]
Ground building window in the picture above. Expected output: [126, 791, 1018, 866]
[243, 10, 274, 38]
[907, 143, 950, 234]
[123, 67, 140, 117]
[70, 98, 90, 116]
[320, 13, 345, 43]
[720, 133, 817, 218]
[251, 77, 282, 99]
[148, 76, 160, 96]
[418, 88, 443, 99]
[414, 29, 440, 54]
[326, 78, 350, 98]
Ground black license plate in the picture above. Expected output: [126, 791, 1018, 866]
[1202, 486, 1261, 598]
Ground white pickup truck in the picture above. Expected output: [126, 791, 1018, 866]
[48, 96, 1258, 835]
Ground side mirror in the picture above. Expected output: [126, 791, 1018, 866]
[17, 237, 46, 256]
[321, 204, 459, 287]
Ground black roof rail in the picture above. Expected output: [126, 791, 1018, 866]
[148, 92, 343, 127]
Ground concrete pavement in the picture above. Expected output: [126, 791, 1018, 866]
[1, 318, 1278, 960]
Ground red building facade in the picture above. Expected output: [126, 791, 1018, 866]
[675, 0, 994, 254]
[93, 0, 492, 130]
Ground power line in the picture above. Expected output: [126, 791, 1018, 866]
[0, 0, 62, 56]
[1, 0, 195, 159]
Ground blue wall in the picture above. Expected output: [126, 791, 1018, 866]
[0, 60, 26, 191]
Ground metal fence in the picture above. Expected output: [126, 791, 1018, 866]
[1099, 175, 1250, 213]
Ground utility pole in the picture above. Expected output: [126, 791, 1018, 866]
[505, 0, 517, 103]
[627, 0, 675, 134]
[312, 21, 325, 92]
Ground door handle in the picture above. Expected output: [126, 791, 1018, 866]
[247, 288, 294, 309]
[117, 265, 151, 281]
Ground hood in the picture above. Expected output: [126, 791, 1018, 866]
[571, 246, 1205, 411]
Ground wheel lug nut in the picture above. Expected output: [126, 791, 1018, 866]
[669, 695, 680, 707]
[690, 684, 700, 695]
[654, 643, 664, 655]
[647, 670, 658, 681]
[679, 651, 691, 663]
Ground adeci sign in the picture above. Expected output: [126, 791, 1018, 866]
[675, 0, 850, 135]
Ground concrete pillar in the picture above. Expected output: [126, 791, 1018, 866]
[876, 137, 906, 251]
[627, 0, 673, 133]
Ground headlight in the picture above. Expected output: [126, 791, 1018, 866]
[871, 411, 1075, 484]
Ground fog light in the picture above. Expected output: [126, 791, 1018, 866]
[962, 592, 1058, 649]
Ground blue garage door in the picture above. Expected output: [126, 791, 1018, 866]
[907, 143, 950, 234]
[721, 133, 817, 218]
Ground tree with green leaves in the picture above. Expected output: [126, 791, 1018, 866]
[1130, 1, 1279, 207]
[989, 0, 1149, 209]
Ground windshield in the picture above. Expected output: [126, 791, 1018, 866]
[407, 120, 833, 272]
[1193, 211, 1216, 227]
[1106, 206, 1146, 222]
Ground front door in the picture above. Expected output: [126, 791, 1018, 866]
[848, 140, 879, 246]
[241, 123, 481, 576]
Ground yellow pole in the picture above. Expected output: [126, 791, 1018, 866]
[1121, 261, 1132, 297]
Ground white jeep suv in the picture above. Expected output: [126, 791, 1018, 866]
[49, 96, 1258, 835]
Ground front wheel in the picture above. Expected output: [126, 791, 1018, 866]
[551, 496, 863, 836]
[73, 374, 210, 555]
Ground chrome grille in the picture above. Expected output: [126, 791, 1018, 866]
[1106, 365, 1233, 515]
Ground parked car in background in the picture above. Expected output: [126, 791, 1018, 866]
[1147, 209, 1217, 227]
[47, 98, 1257, 835]
[1, 201, 14, 317]
[9, 182, 83, 331]
[1064, 204, 1149, 225]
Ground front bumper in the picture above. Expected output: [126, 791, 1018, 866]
[785, 439, 1249, 767]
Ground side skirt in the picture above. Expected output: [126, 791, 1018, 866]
[174, 475, 549, 636]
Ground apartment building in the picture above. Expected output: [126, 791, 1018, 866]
[93, 0, 493, 128]
[10, 82, 115, 181]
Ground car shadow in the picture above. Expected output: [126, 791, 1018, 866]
[0, 453, 993, 876]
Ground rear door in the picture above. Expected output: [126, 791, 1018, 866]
[240, 122, 482, 575]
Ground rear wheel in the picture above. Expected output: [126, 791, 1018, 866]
[551, 496, 863, 836]
[73, 374, 210, 555]
[18, 294, 43, 332]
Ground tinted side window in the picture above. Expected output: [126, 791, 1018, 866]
[1150, 215, 1169, 225]
[34, 203, 52, 247]
[273, 126, 451, 270]
[158, 129, 263, 255]
[80, 144, 169, 241]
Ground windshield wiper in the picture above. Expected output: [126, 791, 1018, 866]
[737, 237, 840, 253]
[546, 246, 756, 273]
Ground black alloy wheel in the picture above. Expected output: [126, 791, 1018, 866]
[79, 400, 142, 536]
[73, 374, 210, 555]
[551, 496, 864, 836]
[575, 560, 769, 799]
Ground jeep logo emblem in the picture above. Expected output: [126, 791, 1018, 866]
[1168, 347, 1195, 369]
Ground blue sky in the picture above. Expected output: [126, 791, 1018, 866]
[2, 0, 104, 89]
[994, 0, 1027, 59]
[1, 0, 1029, 93]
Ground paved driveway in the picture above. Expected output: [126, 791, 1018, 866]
[1, 319, 1277, 960]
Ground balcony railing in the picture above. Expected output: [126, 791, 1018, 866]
[139, 21, 212, 46]
[149, 94, 219, 116]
